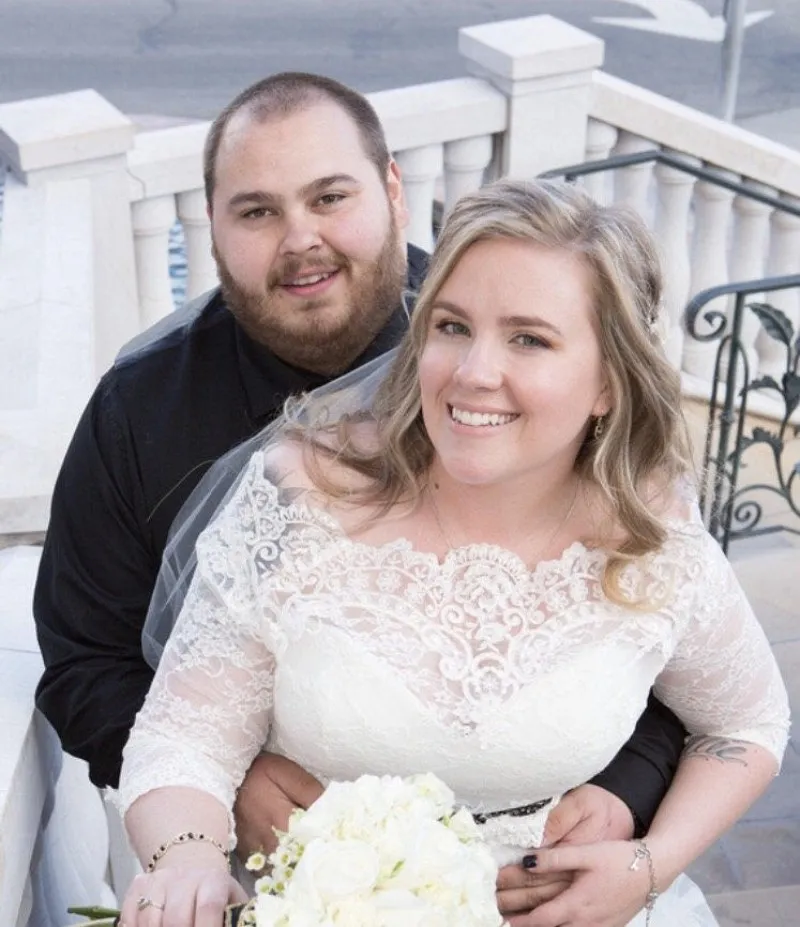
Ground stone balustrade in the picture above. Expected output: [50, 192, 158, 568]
[582, 75, 800, 417]
[2, 14, 800, 925]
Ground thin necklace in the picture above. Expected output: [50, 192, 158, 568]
[428, 479, 580, 565]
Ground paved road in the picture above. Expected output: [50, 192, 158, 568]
[0, 0, 796, 121]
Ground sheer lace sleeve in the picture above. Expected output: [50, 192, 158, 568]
[654, 529, 790, 765]
[116, 452, 289, 841]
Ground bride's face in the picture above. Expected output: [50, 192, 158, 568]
[418, 238, 610, 490]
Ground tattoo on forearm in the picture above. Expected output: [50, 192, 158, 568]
[683, 735, 749, 766]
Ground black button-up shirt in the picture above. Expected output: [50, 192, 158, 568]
[33, 242, 683, 833]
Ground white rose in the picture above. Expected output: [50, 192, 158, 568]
[374, 889, 448, 927]
[289, 782, 353, 842]
[446, 807, 482, 843]
[254, 892, 289, 927]
[325, 895, 381, 927]
[406, 773, 455, 818]
[288, 838, 380, 903]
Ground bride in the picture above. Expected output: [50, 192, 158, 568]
[115, 179, 789, 926]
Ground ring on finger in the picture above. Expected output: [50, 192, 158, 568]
[137, 895, 166, 912]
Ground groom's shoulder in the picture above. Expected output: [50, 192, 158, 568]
[112, 288, 231, 377]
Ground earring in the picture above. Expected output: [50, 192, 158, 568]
[593, 415, 606, 440]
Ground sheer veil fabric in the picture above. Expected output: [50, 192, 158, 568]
[142, 347, 400, 668]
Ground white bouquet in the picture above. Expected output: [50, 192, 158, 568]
[241, 772, 503, 927]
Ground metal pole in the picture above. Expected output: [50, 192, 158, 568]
[721, 0, 747, 121]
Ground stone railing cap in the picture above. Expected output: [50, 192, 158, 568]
[0, 89, 134, 176]
[459, 15, 604, 81]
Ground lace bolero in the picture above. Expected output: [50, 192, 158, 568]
[117, 452, 790, 844]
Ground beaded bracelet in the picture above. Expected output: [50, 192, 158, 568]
[628, 839, 659, 926]
[146, 831, 230, 873]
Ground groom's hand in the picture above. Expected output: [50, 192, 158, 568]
[543, 784, 635, 846]
[233, 753, 323, 859]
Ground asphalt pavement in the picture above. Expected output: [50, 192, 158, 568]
[0, 0, 797, 123]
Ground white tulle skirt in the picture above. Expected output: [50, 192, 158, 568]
[627, 874, 718, 925]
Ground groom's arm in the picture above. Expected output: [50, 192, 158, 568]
[588, 692, 686, 836]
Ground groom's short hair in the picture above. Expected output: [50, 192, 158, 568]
[203, 71, 392, 207]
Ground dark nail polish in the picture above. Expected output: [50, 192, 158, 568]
[522, 854, 538, 869]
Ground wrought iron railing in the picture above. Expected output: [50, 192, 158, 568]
[540, 153, 800, 552]
[685, 277, 800, 552]
[540, 149, 800, 219]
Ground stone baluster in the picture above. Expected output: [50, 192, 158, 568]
[131, 194, 177, 328]
[757, 196, 800, 380]
[729, 182, 776, 376]
[394, 143, 444, 252]
[611, 132, 655, 224]
[653, 154, 700, 367]
[583, 119, 618, 204]
[683, 169, 738, 382]
[177, 188, 217, 301]
[443, 135, 494, 216]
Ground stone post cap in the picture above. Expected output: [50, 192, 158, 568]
[459, 15, 605, 82]
[0, 89, 134, 176]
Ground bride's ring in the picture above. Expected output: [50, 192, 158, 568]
[137, 895, 165, 911]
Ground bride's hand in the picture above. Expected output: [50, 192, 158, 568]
[234, 753, 324, 858]
[509, 841, 653, 927]
[119, 864, 247, 927]
[496, 863, 573, 918]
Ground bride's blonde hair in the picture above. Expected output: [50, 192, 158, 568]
[295, 179, 693, 605]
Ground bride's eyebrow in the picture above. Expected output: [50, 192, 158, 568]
[430, 300, 469, 317]
[500, 314, 562, 336]
[431, 301, 563, 336]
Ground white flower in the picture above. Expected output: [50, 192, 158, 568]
[375, 889, 448, 927]
[253, 773, 501, 927]
[446, 806, 482, 842]
[288, 839, 380, 902]
[246, 851, 268, 872]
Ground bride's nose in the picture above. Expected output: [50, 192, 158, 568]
[453, 339, 504, 391]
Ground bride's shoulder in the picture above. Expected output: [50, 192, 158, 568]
[646, 473, 703, 526]
[259, 421, 382, 497]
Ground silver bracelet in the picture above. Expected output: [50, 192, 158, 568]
[628, 839, 658, 926]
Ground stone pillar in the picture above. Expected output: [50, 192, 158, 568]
[458, 15, 605, 179]
[0, 90, 136, 532]
[0, 89, 138, 375]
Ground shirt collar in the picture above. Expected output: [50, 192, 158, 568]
[235, 300, 413, 424]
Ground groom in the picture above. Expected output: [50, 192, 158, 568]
[33, 72, 684, 921]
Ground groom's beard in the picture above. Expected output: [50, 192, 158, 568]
[214, 223, 407, 377]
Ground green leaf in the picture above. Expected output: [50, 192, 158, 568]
[748, 375, 782, 393]
[752, 426, 784, 455]
[748, 302, 794, 347]
[67, 908, 120, 919]
[783, 371, 800, 417]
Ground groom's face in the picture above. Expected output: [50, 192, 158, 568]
[210, 101, 409, 375]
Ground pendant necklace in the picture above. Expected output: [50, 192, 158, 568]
[428, 479, 580, 566]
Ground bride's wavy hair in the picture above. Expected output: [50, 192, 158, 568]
[297, 178, 693, 604]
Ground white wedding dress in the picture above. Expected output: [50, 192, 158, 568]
[118, 452, 789, 926]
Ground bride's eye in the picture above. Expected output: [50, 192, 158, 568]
[435, 319, 470, 337]
[513, 332, 550, 349]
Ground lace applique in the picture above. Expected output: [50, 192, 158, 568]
[116, 453, 789, 837]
